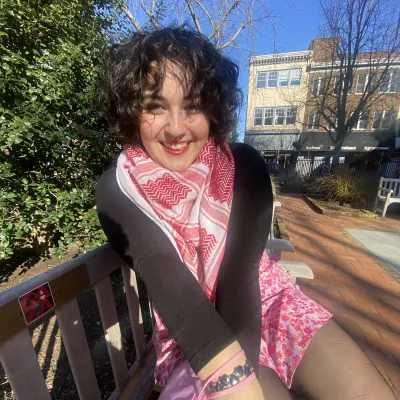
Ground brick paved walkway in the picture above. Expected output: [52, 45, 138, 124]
[278, 194, 400, 398]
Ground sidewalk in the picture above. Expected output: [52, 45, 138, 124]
[278, 194, 400, 398]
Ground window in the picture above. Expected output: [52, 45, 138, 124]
[290, 69, 301, 86]
[381, 110, 393, 129]
[356, 74, 376, 94]
[286, 107, 297, 124]
[328, 113, 337, 129]
[372, 110, 393, 129]
[256, 72, 267, 88]
[355, 112, 368, 129]
[356, 75, 367, 93]
[268, 71, 277, 88]
[312, 77, 325, 96]
[254, 108, 263, 126]
[307, 113, 319, 130]
[264, 108, 274, 125]
[256, 69, 302, 88]
[278, 70, 289, 87]
[275, 108, 285, 124]
[380, 71, 399, 93]
[334, 76, 341, 95]
[253, 106, 297, 126]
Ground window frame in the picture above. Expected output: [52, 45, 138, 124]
[278, 70, 289, 87]
[355, 73, 376, 94]
[254, 108, 263, 126]
[354, 112, 369, 130]
[312, 77, 325, 96]
[255, 69, 302, 89]
[307, 112, 320, 130]
[372, 110, 393, 130]
[253, 106, 297, 127]
[256, 72, 267, 88]
[380, 71, 399, 93]
[290, 69, 301, 86]
[267, 71, 277, 88]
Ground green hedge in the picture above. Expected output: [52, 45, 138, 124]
[0, 0, 122, 258]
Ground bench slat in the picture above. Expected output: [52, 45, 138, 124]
[121, 266, 146, 361]
[56, 298, 101, 400]
[95, 275, 128, 391]
[0, 327, 51, 400]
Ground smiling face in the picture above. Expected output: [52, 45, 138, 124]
[139, 62, 210, 172]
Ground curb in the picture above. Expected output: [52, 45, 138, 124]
[302, 195, 378, 219]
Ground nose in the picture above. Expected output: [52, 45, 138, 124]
[165, 110, 186, 141]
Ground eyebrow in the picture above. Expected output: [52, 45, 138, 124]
[142, 94, 196, 101]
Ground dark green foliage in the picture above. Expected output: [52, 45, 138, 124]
[0, 0, 122, 258]
[309, 172, 367, 208]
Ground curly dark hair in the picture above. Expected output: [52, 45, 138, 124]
[99, 26, 242, 145]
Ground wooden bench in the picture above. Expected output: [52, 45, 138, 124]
[373, 177, 400, 218]
[0, 240, 312, 399]
[0, 245, 156, 400]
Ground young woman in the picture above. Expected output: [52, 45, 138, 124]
[96, 27, 396, 399]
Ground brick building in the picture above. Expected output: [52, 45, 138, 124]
[245, 38, 400, 161]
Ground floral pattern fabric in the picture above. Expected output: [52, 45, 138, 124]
[154, 251, 332, 389]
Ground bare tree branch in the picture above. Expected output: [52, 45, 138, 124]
[209, 0, 240, 41]
[140, 0, 160, 29]
[192, 0, 214, 30]
[121, 3, 142, 31]
[219, 21, 250, 49]
[185, 0, 203, 34]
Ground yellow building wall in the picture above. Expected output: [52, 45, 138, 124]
[246, 51, 311, 133]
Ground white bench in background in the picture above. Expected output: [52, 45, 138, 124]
[267, 199, 313, 284]
[374, 177, 400, 218]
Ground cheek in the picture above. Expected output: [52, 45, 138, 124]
[194, 117, 210, 139]
[139, 116, 158, 142]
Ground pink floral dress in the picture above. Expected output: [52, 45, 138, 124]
[153, 251, 332, 389]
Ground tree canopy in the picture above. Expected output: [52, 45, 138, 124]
[0, 0, 121, 258]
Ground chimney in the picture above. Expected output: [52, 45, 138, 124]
[309, 38, 338, 62]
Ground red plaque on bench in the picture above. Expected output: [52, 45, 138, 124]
[18, 283, 55, 324]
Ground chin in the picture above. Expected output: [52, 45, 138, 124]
[164, 162, 191, 172]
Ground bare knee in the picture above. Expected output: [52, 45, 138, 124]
[292, 320, 397, 400]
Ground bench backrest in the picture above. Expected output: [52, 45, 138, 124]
[0, 245, 155, 400]
[379, 178, 400, 198]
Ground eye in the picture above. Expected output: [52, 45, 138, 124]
[185, 104, 202, 113]
[145, 103, 165, 112]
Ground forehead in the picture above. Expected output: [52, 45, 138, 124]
[144, 60, 192, 96]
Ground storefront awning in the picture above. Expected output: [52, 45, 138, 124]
[298, 130, 396, 152]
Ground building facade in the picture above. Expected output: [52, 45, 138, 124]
[245, 39, 400, 161]
[245, 51, 310, 154]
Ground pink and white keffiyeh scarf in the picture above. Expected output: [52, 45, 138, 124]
[116, 138, 235, 384]
[116, 138, 235, 300]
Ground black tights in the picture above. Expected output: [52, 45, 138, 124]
[95, 143, 272, 376]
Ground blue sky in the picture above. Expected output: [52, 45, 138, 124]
[237, 0, 322, 140]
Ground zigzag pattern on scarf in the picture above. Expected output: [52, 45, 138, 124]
[200, 228, 217, 263]
[141, 173, 191, 209]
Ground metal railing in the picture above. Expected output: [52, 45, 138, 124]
[290, 159, 400, 179]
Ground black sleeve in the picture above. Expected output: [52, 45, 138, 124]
[216, 143, 273, 376]
[95, 168, 235, 374]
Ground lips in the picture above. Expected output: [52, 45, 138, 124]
[161, 142, 190, 155]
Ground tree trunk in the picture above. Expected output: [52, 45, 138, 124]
[332, 133, 346, 172]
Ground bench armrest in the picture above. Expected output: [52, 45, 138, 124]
[266, 239, 296, 261]
[277, 261, 314, 280]
[266, 239, 295, 253]
[378, 187, 394, 194]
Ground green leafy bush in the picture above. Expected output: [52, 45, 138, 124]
[309, 172, 367, 207]
[0, 0, 122, 258]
